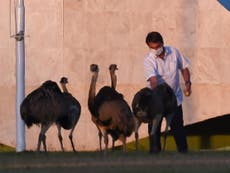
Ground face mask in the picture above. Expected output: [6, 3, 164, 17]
[150, 46, 163, 56]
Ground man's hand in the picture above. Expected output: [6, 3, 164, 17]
[148, 76, 158, 90]
[181, 68, 191, 97]
[184, 81, 192, 97]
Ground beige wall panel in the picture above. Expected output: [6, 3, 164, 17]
[0, 0, 10, 49]
[25, 48, 63, 85]
[26, 0, 63, 49]
[64, 11, 87, 49]
[0, 87, 16, 147]
[0, 48, 15, 86]
[183, 84, 230, 123]
[0, 0, 229, 150]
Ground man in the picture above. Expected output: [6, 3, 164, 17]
[144, 31, 191, 153]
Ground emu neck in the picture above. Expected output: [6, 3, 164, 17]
[110, 71, 117, 89]
[88, 72, 98, 115]
[61, 83, 69, 93]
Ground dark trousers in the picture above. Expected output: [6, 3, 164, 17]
[148, 105, 188, 153]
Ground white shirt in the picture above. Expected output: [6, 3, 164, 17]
[144, 46, 190, 106]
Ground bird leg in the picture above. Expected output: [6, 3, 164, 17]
[150, 114, 163, 136]
[162, 113, 174, 151]
[42, 135, 47, 152]
[119, 135, 127, 152]
[98, 129, 103, 152]
[37, 123, 51, 152]
[37, 133, 43, 152]
[149, 114, 162, 153]
[69, 124, 77, 152]
[134, 118, 141, 151]
[57, 124, 64, 151]
[112, 138, 115, 151]
[135, 132, 139, 150]
[104, 133, 109, 155]
[101, 130, 108, 155]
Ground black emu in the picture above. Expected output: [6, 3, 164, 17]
[58, 77, 81, 152]
[88, 64, 134, 154]
[20, 79, 81, 152]
[132, 83, 177, 152]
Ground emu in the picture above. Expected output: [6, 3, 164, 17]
[57, 77, 81, 152]
[20, 79, 81, 152]
[97, 64, 119, 151]
[88, 64, 134, 154]
[132, 83, 177, 152]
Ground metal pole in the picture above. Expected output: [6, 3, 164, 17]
[15, 0, 25, 152]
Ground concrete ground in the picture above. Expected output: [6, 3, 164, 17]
[0, 151, 229, 173]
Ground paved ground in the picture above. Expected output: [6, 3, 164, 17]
[0, 151, 229, 173]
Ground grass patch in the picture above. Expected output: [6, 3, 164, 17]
[121, 134, 230, 151]
[124, 114, 230, 151]
[0, 143, 15, 152]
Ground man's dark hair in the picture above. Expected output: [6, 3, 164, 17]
[145, 31, 164, 45]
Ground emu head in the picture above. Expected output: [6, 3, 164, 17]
[60, 77, 68, 84]
[109, 64, 118, 72]
[132, 88, 152, 122]
[90, 64, 99, 73]
[41, 80, 62, 94]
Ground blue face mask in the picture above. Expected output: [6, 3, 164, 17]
[150, 46, 163, 56]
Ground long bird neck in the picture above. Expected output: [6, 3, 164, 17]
[61, 83, 69, 93]
[110, 71, 117, 89]
[88, 72, 98, 115]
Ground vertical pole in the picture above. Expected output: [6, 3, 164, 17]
[15, 0, 25, 152]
